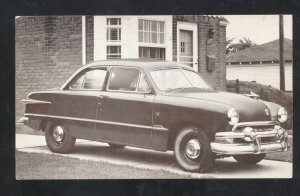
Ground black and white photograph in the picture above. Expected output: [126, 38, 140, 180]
[15, 15, 293, 179]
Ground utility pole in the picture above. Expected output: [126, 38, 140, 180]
[279, 15, 285, 91]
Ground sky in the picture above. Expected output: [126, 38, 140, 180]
[224, 15, 292, 45]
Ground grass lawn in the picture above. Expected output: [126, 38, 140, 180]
[265, 136, 293, 162]
[16, 151, 191, 179]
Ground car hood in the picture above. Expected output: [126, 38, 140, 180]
[165, 89, 272, 121]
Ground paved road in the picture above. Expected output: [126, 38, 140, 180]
[16, 134, 292, 179]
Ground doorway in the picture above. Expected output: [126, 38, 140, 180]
[177, 22, 198, 72]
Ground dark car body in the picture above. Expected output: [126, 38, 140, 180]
[20, 59, 289, 172]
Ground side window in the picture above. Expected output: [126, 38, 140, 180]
[69, 74, 84, 89]
[83, 69, 107, 89]
[68, 69, 107, 90]
[108, 68, 140, 91]
[137, 72, 151, 92]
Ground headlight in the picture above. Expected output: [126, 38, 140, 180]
[228, 108, 239, 125]
[278, 107, 288, 123]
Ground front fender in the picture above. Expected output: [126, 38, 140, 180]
[261, 100, 282, 119]
[154, 95, 233, 135]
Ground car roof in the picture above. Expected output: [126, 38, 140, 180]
[60, 59, 200, 90]
[85, 59, 195, 71]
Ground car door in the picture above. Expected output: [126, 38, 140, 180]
[96, 66, 154, 149]
[62, 67, 108, 140]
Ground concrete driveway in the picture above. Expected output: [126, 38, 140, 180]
[16, 134, 292, 179]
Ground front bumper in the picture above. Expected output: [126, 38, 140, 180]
[210, 121, 289, 155]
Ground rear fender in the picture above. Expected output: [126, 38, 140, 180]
[26, 116, 43, 131]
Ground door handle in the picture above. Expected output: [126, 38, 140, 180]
[99, 95, 108, 99]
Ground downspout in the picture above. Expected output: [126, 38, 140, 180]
[82, 16, 86, 65]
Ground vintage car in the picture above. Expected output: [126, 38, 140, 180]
[19, 59, 289, 172]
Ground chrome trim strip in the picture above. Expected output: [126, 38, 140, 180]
[29, 91, 101, 97]
[105, 88, 151, 94]
[24, 113, 168, 131]
[21, 99, 52, 104]
[232, 121, 278, 132]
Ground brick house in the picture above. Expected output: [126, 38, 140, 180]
[15, 15, 228, 120]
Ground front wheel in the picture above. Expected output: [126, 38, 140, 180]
[174, 127, 214, 173]
[45, 121, 76, 154]
[233, 154, 266, 165]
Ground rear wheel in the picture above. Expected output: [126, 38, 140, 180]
[45, 121, 76, 154]
[233, 154, 266, 165]
[174, 127, 214, 173]
[108, 143, 125, 149]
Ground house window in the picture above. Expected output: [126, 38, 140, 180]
[107, 46, 121, 59]
[107, 28, 121, 41]
[107, 18, 121, 25]
[138, 19, 164, 44]
[139, 47, 165, 60]
[107, 18, 121, 42]
[180, 42, 185, 53]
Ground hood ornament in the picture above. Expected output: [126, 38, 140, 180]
[243, 91, 260, 99]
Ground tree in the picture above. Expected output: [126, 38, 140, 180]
[226, 37, 235, 54]
[238, 37, 256, 50]
[226, 37, 256, 54]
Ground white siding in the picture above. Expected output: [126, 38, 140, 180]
[94, 15, 172, 61]
[94, 16, 107, 60]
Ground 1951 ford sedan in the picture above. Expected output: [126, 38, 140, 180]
[19, 59, 289, 172]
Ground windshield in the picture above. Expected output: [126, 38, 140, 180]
[150, 68, 212, 91]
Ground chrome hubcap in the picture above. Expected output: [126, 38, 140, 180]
[53, 125, 64, 142]
[185, 139, 201, 159]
